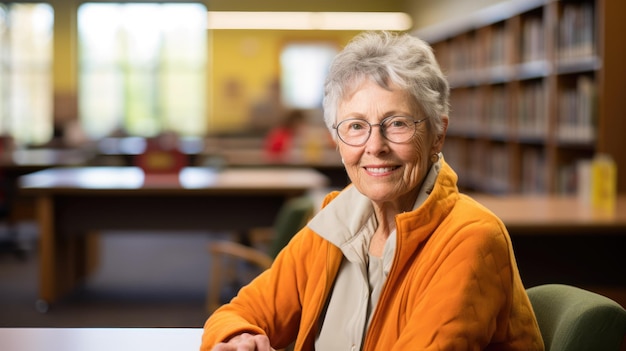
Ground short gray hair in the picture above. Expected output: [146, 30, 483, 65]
[323, 31, 449, 139]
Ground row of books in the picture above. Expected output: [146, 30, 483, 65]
[443, 139, 512, 194]
[447, 76, 596, 145]
[559, 2, 595, 59]
[444, 138, 591, 195]
[435, 1, 596, 76]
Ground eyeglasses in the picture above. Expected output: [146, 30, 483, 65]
[333, 115, 428, 147]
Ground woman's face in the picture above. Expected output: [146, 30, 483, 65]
[336, 79, 445, 207]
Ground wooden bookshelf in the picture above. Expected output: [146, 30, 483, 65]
[413, 0, 626, 195]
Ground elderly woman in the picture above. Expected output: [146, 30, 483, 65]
[201, 31, 544, 351]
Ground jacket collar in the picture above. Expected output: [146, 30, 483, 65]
[308, 155, 458, 255]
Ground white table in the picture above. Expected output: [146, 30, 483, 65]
[0, 328, 203, 351]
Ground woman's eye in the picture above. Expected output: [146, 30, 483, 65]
[390, 120, 407, 128]
[350, 122, 366, 130]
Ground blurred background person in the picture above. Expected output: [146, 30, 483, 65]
[248, 78, 287, 137]
[263, 109, 307, 162]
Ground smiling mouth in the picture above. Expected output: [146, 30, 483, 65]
[364, 166, 400, 174]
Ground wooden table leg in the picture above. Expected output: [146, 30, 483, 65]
[37, 196, 100, 308]
[37, 195, 57, 306]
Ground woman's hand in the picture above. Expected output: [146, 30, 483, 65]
[211, 333, 274, 351]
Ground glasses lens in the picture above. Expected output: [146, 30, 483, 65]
[337, 119, 370, 146]
[382, 116, 417, 143]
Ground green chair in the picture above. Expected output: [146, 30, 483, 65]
[527, 284, 626, 351]
[206, 195, 314, 313]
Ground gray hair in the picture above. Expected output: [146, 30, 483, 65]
[323, 31, 449, 139]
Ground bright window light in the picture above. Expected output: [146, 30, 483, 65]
[78, 3, 207, 140]
[281, 43, 337, 109]
[206, 11, 413, 31]
[0, 3, 53, 146]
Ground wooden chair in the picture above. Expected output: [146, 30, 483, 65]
[527, 284, 626, 351]
[206, 195, 314, 313]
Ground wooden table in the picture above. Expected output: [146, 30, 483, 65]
[18, 166, 329, 306]
[472, 194, 626, 307]
[0, 328, 203, 351]
[471, 194, 626, 234]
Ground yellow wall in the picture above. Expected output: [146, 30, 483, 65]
[208, 30, 359, 133]
[51, 1, 78, 94]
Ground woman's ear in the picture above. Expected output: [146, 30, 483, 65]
[431, 116, 448, 154]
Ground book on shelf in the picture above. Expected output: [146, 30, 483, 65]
[521, 147, 546, 194]
[517, 80, 547, 140]
[488, 23, 508, 67]
[486, 143, 510, 194]
[487, 85, 508, 137]
[557, 75, 596, 144]
[522, 14, 545, 62]
[448, 88, 483, 136]
[559, 2, 595, 60]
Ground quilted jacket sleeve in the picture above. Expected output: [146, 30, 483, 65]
[379, 198, 541, 351]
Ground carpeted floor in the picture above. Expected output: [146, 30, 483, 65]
[0, 222, 232, 328]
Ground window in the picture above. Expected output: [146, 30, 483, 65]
[280, 42, 338, 109]
[78, 3, 207, 140]
[0, 3, 53, 146]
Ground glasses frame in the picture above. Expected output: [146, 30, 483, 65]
[333, 116, 428, 147]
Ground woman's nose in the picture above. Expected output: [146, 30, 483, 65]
[364, 125, 389, 154]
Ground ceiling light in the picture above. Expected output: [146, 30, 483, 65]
[206, 11, 412, 31]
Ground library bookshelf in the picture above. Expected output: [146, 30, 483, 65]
[413, 0, 625, 195]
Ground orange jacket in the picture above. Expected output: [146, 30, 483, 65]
[201, 161, 544, 351]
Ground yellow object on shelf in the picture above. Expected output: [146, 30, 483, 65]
[590, 153, 617, 214]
